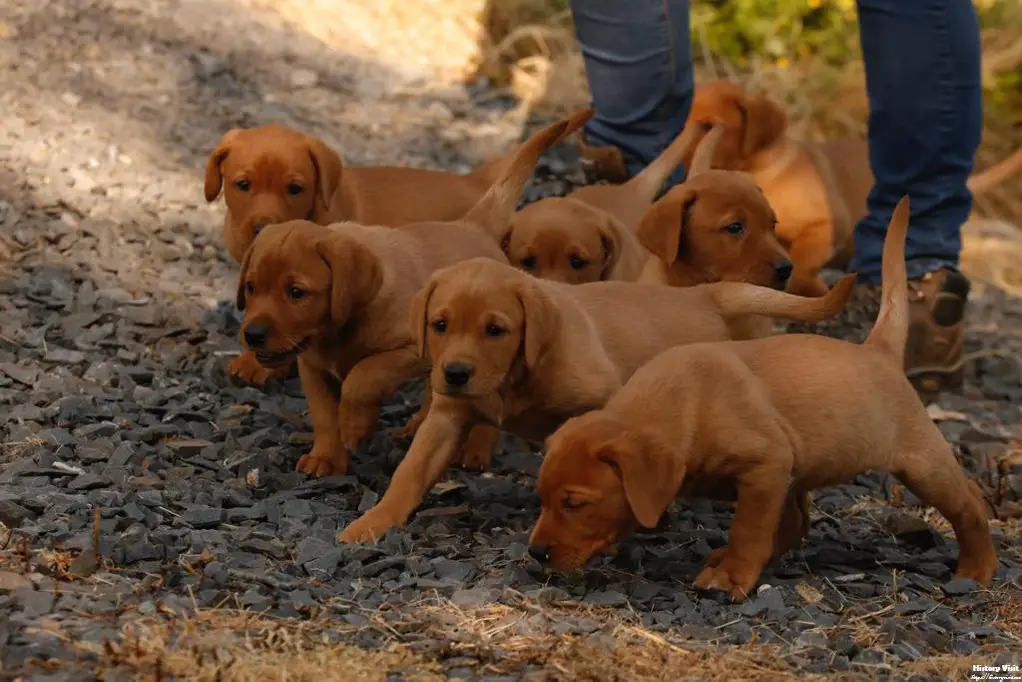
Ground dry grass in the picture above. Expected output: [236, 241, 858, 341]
[29, 591, 1016, 681]
[69, 612, 445, 682]
[35, 603, 799, 682]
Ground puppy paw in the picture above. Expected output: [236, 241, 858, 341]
[693, 555, 761, 603]
[228, 352, 289, 386]
[339, 402, 379, 451]
[456, 440, 493, 471]
[338, 507, 399, 544]
[454, 426, 498, 471]
[954, 555, 998, 587]
[296, 446, 349, 478]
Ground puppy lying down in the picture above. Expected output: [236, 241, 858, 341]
[338, 257, 856, 543]
[233, 111, 590, 478]
[528, 197, 998, 601]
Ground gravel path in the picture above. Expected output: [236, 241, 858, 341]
[1, 1, 1021, 680]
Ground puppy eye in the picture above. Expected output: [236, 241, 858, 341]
[431, 319, 447, 334]
[520, 256, 537, 270]
[485, 323, 506, 338]
[562, 497, 586, 511]
[235, 179, 251, 192]
[244, 282, 255, 295]
[287, 183, 304, 196]
[568, 254, 588, 270]
[287, 285, 307, 301]
[723, 222, 744, 236]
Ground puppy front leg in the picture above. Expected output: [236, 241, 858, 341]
[694, 464, 791, 602]
[338, 395, 475, 544]
[338, 347, 429, 452]
[295, 357, 347, 477]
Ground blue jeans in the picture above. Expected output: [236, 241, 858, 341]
[569, 0, 982, 283]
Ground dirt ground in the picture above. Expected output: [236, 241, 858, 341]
[1, 1, 1021, 681]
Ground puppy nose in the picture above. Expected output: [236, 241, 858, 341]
[252, 221, 269, 236]
[243, 323, 269, 348]
[773, 258, 793, 281]
[528, 544, 550, 564]
[443, 361, 474, 387]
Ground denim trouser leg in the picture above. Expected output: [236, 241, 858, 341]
[568, 0, 693, 189]
[851, 0, 982, 283]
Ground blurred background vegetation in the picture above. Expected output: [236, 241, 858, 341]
[472, 0, 1022, 221]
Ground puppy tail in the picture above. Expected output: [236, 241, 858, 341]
[625, 124, 720, 204]
[710, 273, 857, 323]
[863, 195, 911, 362]
[462, 108, 594, 239]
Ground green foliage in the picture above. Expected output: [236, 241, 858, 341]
[690, 0, 858, 67]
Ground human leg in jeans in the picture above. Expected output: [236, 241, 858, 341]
[568, 0, 693, 193]
[852, 0, 982, 397]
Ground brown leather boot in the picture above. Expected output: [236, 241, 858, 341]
[904, 268, 971, 401]
[577, 133, 631, 185]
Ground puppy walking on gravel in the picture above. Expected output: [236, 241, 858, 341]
[339, 258, 856, 543]
[233, 111, 590, 479]
[527, 196, 998, 601]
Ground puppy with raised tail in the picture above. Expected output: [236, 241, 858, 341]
[528, 196, 998, 601]
[338, 257, 856, 543]
[233, 110, 592, 479]
[206, 120, 583, 385]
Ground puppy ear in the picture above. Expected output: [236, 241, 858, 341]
[636, 187, 696, 267]
[305, 136, 344, 220]
[316, 233, 383, 324]
[205, 129, 241, 202]
[235, 243, 254, 311]
[408, 276, 439, 358]
[596, 216, 622, 280]
[738, 92, 787, 157]
[515, 278, 561, 370]
[598, 430, 684, 528]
